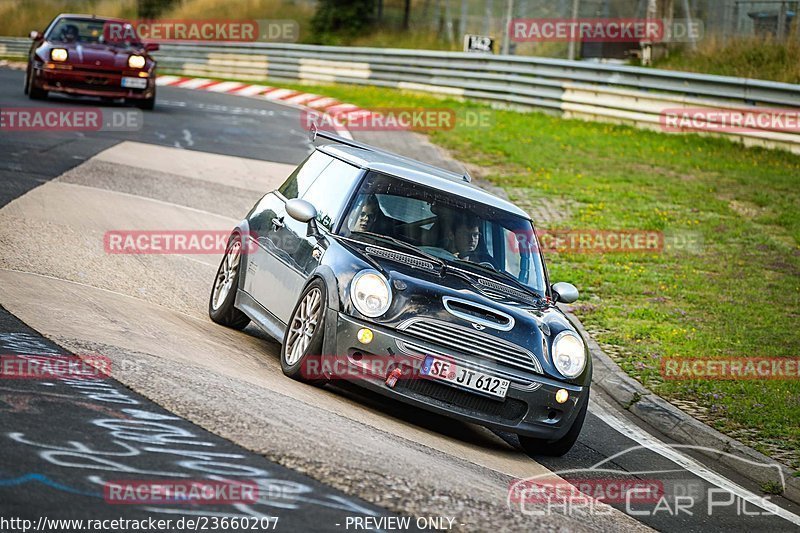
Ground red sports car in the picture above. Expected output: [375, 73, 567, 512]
[25, 14, 159, 110]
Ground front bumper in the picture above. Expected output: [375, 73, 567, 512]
[331, 312, 589, 440]
[34, 65, 155, 99]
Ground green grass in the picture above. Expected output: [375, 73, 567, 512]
[233, 79, 800, 467]
[653, 35, 800, 84]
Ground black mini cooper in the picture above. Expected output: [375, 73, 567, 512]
[209, 129, 590, 456]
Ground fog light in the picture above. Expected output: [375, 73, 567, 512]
[555, 389, 569, 404]
[357, 328, 373, 344]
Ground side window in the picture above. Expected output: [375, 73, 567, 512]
[278, 151, 333, 199]
[301, 159, 362, 231]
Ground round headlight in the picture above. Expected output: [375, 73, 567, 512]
[51, 48, 68, 62]
[350, 270, 391, 318]
[128, 55, 146, 69]
[552, 331, 586, 379]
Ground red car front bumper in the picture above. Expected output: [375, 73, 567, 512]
[33, 65, 155, 100]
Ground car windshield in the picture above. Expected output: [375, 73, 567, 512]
[341, 171, 547, 294]
[47, 18, 141, 47]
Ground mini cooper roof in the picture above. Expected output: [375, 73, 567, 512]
[312, 129, 530, 220]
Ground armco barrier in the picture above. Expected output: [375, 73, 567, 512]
[4, 36, 800, 153]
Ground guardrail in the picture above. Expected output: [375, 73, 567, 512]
[4, 36, 800, 153]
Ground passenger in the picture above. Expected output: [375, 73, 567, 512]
[349, 195, 390, 235]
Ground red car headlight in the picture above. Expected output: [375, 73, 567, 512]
[50, 48, 68, 62]
[128, 55, 146, 69]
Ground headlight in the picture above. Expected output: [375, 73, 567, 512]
[128, 55, 146, 69]
[50, 48, 68, 62]
[552, 331, 586, 379]
[350, 270, 392, 318]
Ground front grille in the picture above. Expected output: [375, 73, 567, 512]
[396, 378, 528, 421]
[365, 246, 436, 271]
[398, 318, 543, 374]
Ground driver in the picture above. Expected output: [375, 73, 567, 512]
[60, 24, 79, 43]
[451, 216, 492, 264]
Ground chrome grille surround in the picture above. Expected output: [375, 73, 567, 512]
[397, 317, 544, 376]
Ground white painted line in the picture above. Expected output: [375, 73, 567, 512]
[261, 88, 297, 100]
[233, 84, 272, 96]
[591, 398, 800, 527]
[174, 78, 214, 90]
[204, 81, 246, 93]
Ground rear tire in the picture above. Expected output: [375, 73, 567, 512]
[280, 278, 327, 385]
[208, 233, 250, 330]
[518, 389, 589, 457]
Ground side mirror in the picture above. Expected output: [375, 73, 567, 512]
[144, 42, 160, 52]
[29, 30, 42, 40]
[285, 199, 323, 240]
[551, 282, 579, 304]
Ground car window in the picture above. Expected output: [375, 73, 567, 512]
[300, 159, 362, 231]
[342, 171, 547, 293]
[48, 19, 133, 45]
[278, 151, 333, 200]
[376, 195, 434, 225]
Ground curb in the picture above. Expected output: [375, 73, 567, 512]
[155, 75, 358, 139]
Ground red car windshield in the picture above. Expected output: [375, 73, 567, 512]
[47, 18, 142, 47]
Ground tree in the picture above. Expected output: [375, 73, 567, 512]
[311, 0, 377, 44]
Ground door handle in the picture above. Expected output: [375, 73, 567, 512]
[271, 217, 285, 230]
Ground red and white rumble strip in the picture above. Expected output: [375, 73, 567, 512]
[156, 75, 353, 138]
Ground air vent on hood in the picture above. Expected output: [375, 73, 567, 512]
[473, 277, 539, 306]
[365, 246, 437, 272]
[442, 296, 514, 331]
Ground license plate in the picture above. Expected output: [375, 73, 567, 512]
[421, 355, 509, 399]
[121, 77, 147, 89]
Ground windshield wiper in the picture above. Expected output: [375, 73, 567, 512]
[349, 231, 447, 271]
[451, 259, 544, 302]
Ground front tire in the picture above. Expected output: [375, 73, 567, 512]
[518, 390, 589, 457]
[281, 278, 327, 384]
[130, 87, 155, 110]
[26, 66, 47, 100]
[209, 233, 250, 330]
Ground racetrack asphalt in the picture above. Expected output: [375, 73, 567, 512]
[1, 67, 799, 532]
